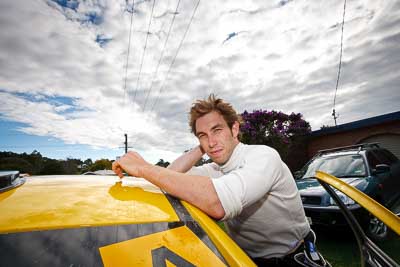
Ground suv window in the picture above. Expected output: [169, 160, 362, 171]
[301, 154, 366, 178]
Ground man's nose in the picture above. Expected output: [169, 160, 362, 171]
[208, 135, 217, 147]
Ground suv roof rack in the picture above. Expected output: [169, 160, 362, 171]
[317, 143, 380, 155]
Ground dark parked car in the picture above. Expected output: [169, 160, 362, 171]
[295, 143, 400, 241]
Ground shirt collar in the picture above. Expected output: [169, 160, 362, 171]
[219, 142, 245, 174]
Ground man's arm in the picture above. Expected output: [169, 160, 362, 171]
[167, 146, 204, 172]
[112, 151, 225, 219]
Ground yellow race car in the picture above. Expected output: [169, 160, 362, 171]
[0, 171, 255, 267]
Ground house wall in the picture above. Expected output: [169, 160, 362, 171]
[308, 120, 400, 158]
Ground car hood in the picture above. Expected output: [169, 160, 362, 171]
[296, 177, 364, 194]
[0, 175, 179, 233]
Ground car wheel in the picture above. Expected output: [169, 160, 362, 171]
[367, 216, 388, 242]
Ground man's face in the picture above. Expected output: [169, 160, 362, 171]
[195, 111, 239, 165]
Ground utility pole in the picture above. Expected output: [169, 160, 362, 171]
[120, 133, 133, 154]
[124, 133, 128, 153]
[332, 109, 338, 126]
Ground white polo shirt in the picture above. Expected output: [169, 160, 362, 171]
[188, 143, 310, 258]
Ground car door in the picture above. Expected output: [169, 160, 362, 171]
[367, 149, 400, 206]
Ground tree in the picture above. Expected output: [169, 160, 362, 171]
[40, 159, 64, 175]
[83, 158, 93, 166]
[0, 157, 34, 174]
[28, 150, 43, 174]
[80, 158, 93, 173]
[240, 110, 311, 172]
[62, 158, 83, 174]
[90, 159, 112, 171]
[0, 151, 115, 175]
[195, 157, 212, 166]
[155, 159, 170, 168]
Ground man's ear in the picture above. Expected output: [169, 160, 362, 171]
[232, 121, 240, 140]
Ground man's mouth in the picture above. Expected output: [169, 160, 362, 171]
[209, 149, 223, 157]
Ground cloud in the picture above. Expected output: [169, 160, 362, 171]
[0, 0, 399, 160]
[0, 91, 164, 148]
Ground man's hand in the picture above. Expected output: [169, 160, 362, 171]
[113, 149, 225, 219]
[112, 151, 150, 178]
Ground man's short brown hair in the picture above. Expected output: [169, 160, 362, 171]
[189, 94, 242, 134]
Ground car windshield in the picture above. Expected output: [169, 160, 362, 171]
[300, 154, 367, 179]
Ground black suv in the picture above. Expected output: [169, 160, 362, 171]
[295, 143, 400, 241]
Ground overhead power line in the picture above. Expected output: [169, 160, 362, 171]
[132, 0, 157, 104]
[123, 0, 135, 106]
[142, 0, 181, 112]
[150, 0, 201, 113]
[332, 0, 346, 126]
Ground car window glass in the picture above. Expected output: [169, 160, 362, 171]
[302, 154, 366, 178]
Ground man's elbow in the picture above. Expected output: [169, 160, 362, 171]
[208, 203, 225, 220]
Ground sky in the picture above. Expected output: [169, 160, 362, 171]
[0, 0, 399, 164]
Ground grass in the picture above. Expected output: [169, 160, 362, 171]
[317, 228, 361, 267]
[217, 222, 399, 266]
[315, 226, 400, 267]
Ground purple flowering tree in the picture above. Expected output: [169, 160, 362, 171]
[240, 110, 311, 172]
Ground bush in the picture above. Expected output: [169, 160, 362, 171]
[240, 110, 311, 172]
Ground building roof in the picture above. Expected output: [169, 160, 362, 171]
[311, 111, 400, 137]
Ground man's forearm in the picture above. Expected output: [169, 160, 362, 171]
[167, 146, 204, 172]
[139, 164, 225, 219]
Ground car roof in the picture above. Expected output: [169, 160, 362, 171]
[318, 149, 366, 158]
[316, 143, 386, 157]
[0, 175, 180, 234]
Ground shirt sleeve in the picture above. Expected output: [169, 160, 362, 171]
[212, 147, 283, 220]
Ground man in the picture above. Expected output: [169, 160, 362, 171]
[113, 94, 311, 266]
